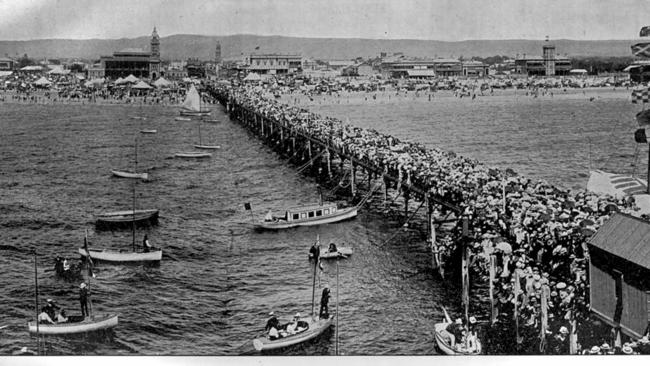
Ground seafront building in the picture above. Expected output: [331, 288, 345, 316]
[95, 27, 162, 80]
[514, 39, 572, 76]
[243, 54, 303, 75]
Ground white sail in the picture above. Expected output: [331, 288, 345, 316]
[587, 170, 647, 198]
[181, 85, 201, 112]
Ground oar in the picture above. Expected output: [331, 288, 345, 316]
[441, 306, 452, 323]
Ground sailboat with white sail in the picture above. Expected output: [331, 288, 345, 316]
[180, 84, 211, 117]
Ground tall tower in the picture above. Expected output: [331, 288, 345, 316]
[149, 27, 161, 79]
[215, 42, 222, 64]
[543, 36, 556, 76]
[151, 27, 160, 59]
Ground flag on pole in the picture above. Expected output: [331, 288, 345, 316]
[244, 202, 251, 210]
[632, 42, 650, 57]
[641, 26, 650, 37]
[83, 233, 95, 278]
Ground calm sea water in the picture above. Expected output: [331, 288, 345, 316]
[0, 87, 642, 355]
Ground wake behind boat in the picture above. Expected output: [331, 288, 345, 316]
[255, 202, 357, 230]
[28, 313, 118, 335]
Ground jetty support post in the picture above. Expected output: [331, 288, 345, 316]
[350, 161, 356, 197]
[403, 186, 410, 221]
[325, 148, 332, 179]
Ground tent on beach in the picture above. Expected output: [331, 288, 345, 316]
[123, 74, 139, 83]
[33, 76, 52, 87]
[153, 77, 171, 88]
[243, 72, 262, 82]
[132, 81, 152, 89]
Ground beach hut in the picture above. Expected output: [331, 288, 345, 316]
[33, 76, 52, 88]
[588, 212, 650, 339]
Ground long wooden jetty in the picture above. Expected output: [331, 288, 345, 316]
[208, 86, 459, 270]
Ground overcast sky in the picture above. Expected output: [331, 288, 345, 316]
[0, 0, 648, 41]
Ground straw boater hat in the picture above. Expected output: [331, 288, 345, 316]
[80, 283, 87, 289]
[589, 345, 601, 354]
[600, 343, 610, 351]
[622, 345, 634, 355]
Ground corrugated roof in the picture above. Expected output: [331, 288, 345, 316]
[588, 212, 650, 269]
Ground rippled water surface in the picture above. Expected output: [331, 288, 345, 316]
[0, 88, 642, 355]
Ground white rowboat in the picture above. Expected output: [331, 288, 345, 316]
[434, 322, 482, 355]
[140, 129, 157, 134]
[252, 315, 333, 351]
[111, 170, 148, 180]
[78, 248, 162, 262]
[28, 314, 118, 335]
[174, 152, 212, 158]
[96, 209, 159, 226]
[193, 145, 221, 150]
[175, 117, 191, 121]
[318, 247, 353, 259]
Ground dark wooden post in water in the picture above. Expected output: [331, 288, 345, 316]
[33, 251, 40, 355]
[350, 161, 356, 197]
[461, 217, 470, 326]
[403, 186, 410, 220]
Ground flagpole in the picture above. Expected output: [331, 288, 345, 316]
[33, 250, 40, 355]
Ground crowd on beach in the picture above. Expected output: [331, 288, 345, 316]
[0, 71, 206, 106]
[216, 80, 650, 354]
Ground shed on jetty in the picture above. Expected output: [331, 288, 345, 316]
[588, 212, 650, 338]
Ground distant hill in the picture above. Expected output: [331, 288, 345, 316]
[0, 34, 637, 61]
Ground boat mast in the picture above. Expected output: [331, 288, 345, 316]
[336, 258, 339, 355]
[311, 239, 318, 318]
[33, 250, 39, 355]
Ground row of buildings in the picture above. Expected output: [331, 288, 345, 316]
[1, 33, 576, 80]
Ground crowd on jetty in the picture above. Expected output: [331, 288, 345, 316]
[217, 81, 649, 355]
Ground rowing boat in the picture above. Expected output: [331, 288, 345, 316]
[95, 209, 159, 227]
[140, 129, 157, 134]
[174, 152, 212, 158]
[433, 322, 482, 355]
[78, 247, 162, 262]
[252, 315, 333, 351]
[111, 170, 148, 180]
[193, 145, 220, 150]
[318, 247, 353, 259]
[175, 117, 191, 121]
[28, 314, 118, 335]
[433, 307, 481, 355]
[256, 203, 357, 230]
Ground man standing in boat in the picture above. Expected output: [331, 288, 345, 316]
[143, 234, 152, 253]
[319, 285, 330, 319]
[309, 241, 320, 262]
[79, 282, 89, 318]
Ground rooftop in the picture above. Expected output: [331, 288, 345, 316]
[588, 212, 650, 269]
